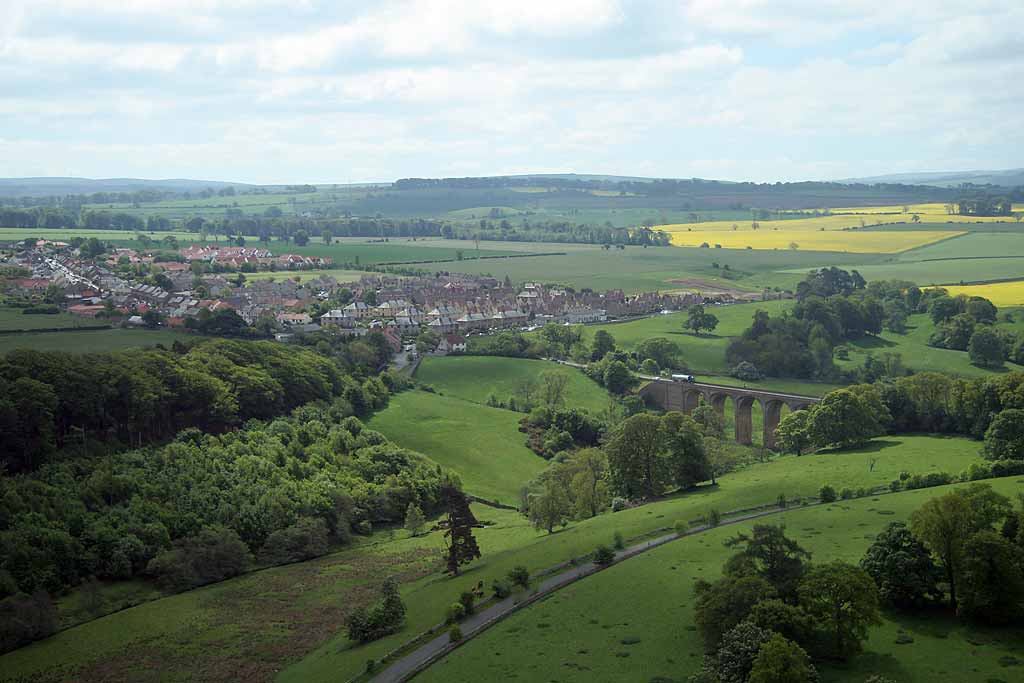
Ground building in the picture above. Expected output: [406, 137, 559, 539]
[437, 334, 467, 354]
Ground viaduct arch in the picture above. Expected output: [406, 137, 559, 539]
[638, 379, 820, 449]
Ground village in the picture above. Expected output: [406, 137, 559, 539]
[2, 240, 717, 350]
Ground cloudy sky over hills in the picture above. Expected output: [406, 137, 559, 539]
[1, 0, 1020, 183]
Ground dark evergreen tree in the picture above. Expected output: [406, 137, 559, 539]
[443, 484, 481, 575]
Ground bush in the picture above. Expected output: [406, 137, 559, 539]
[674, 519, 690, 536]
[613, 531, 625, 550]
[259, 518, 329, 564]
[458, 591, 476, 615]
[346, 578, 407, 643]
[856, 487, 869, 498]
[777, 493, 787, 508]
[706, 509, 722, 527]
[818, 485, 837, 503]
[0, 591, 58, 655]
[146, 526, 251, 591]
[508, 565, 530, 590]
[491, 579, 511, 599]
[903, 472, 953, 491]
[21, 305, 60, 315]
[840, 487, 855, 499]
[611, 497, 629, 512]
[730, 361, 763, 381]
[445, 602, 466, 624]
[593, 544, 615, 566]
[449, 625, 463, 643]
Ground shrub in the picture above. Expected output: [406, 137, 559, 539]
[777, 493, 787, 508]
[445, 602, 466, 624]
[706, 509, 722, 527]
[611, 497, 629, 512]
[613, 531, 625, 550]
[458, 591, 475, 615]
[0, 591, 58, 655]
[819, 485, 837, 503]
[259, 518, 329, 564]
[491, 579, 511, 599]
[888, 480, 902, 493]
[856, 487, 869, 498]
[346, 578, 407, 643]
[674, 519, 689, 536]
[730, 361, 763, 381]
[840, 487, 855, 499]
[593, 545, 615, 566]
[449, 625, 463, 643]
[147, 526, 251, 591]
[508, 566, 530, 589]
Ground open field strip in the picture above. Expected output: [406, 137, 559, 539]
[244, 268, 374, 283]
[665, 228, 961, 253]
[0, 227, 198, 241]
[0, 328, 196, 354]
[941, 280, 1024, 307]
[417, 476, 1024, 683]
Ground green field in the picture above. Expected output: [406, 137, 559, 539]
[0, 307, 109, 332]
[0, 434, 991, 683]
[0, 328, 195, 354]
[839, 312, 1024, 378]
[418, 476, 1024, 683]
[367, 390, 548, 503]
[244, 268, 373, 283]
[415, 356, 613, 413]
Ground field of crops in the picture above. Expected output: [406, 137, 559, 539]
[665, 228, 960, 253]
[942, 280, 1024, 307]
[420, 474, 1024, 683]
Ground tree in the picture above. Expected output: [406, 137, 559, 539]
[567, 448, 610, 518]
[442, 484, 481, 575]
[725, 524, 811, 599]
[748, 634, 817, 683]
[404, 503, 426, 537]
[527, 481, 571, 533]
[798, 561, 880, 660]
[774, 410, 812, 455]
[695, 621, 774, 683]
[662, 412, 710, 489]
[859, 522, 941, 609]
[293, 230, 310, 246]
[539, 370, 569, 408]
[959, 530, 1024, 625]
[910, 491, 974, 610]
[808, 389, 884, 449]
[605, 413, 669, 499]
[635, 337, 683, 370]
[591, 329, 616, 361]
[968, 327, 1004, 368]
[982, 408, 1024, 460]
[691, 398, 725, 439]
[602, 360, 633, 395]
[694, 574, 776, 652]
[685, 304, 720, 335]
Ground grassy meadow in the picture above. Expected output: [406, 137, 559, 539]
[415, 356, 613, 413]
[0, 328, 195, 354]
[367, 390, 548, 503]
[0, 307, 108, 332]
[418, 476, 1024, 683]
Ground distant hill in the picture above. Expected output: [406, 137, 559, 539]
[0, 177, 255, 197]
[838, 168, 1024, 188]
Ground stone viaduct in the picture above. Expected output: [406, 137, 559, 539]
[638, 379, 821, 449]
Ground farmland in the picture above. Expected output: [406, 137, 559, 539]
[0, 306, 107, 332]
[366, 390, 547, 503]
[0, 327, 195, 354]
[414, 356, 613, 413]
[942, 281, 1024, 307]
[418, 476, 1024, 683]
[665, 227, 960, 253]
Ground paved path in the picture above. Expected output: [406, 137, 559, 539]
[369, 501, 826, 683]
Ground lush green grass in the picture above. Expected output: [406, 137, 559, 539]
[579, 300, 790, 373]
[415, 356, 613, 412]
[0, 307, 108, 332]
[0, 435, 985, 683]
[0, 328, 196, 354]
[896, 232, 1024, 261]
[279, 434, 981, 682]
[367, 391, 548, 503]
[838, 313, 1024, 378]
[0, 227, 198, 241]
[417, 476, 1024, 683]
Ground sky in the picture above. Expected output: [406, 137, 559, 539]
[1, 0, 1021, 184]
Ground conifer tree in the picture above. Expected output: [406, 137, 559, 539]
[443, 484, 482, 575]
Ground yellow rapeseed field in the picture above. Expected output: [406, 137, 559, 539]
[939, 281, 1024, 307]
[666, 229, 961, 253]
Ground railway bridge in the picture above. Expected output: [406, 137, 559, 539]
[639, 379, 821, 449]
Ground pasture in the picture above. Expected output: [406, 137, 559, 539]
[0, 328, 194, 354]
[367, 390, 548, 503]
[0, 307, 107, 332]
[418, 476, 1024, 683]
[415, 356, 612, 413]
[244, 268, 372, 283]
